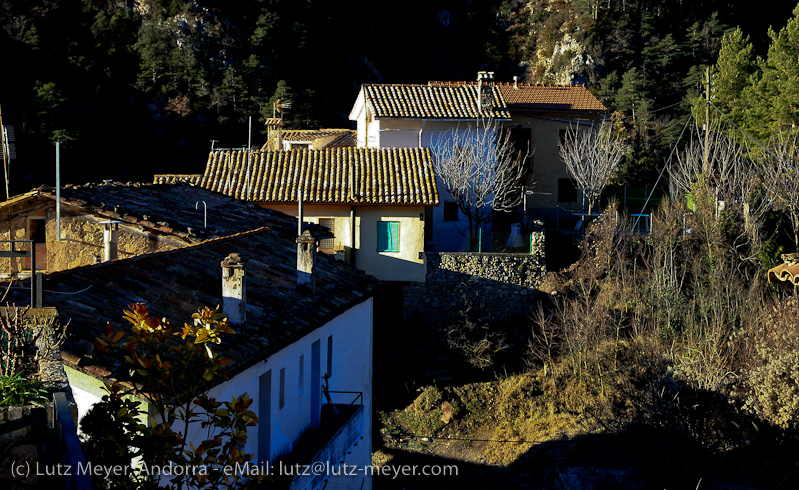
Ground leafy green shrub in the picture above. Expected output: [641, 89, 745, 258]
[0, 374, 49, 406]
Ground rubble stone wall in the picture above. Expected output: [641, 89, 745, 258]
[403, 230, 546, 324]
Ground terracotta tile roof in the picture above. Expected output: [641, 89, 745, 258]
[9, 227, 377, 378]
[768, 255, 799, 285]
[362, 83, 510, 119]
[0, 182, 291, 241]
[768, 262, 799, 284]
[275, 129, 357, 149]
[497, 83, 607, 112]
[428, 81, 606, 112]
[199, 148, 439, 206]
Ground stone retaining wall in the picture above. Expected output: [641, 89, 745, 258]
[403, 229, 546, 324]
[0, 310, 75, 489]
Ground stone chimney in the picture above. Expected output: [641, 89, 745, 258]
[296, 230, 316, 290]
[265, 118, 283, 150]
[100, 221, 120, 262]
[221, 253, 246, 325]
[476, 71, 495, 112]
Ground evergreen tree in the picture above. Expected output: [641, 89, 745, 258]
[748, 5, 799, 138]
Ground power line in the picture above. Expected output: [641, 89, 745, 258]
[708, 100, 781, 162]
[635, 113, 694, 222]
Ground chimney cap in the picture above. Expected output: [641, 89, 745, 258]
[221, 252, 246, 267]
[296, 229, 316, 244]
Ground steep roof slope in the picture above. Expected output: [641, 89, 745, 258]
[14, 226, 376, 377]
[199, 147, 439, 205]
[0, 182, 290, 241]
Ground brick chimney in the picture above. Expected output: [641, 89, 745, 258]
[296, 230, 316, 290]
[221, 253, 246, 325]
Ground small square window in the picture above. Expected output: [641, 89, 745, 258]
[377, 221, 400, 252]
[443, 202, 459, 221]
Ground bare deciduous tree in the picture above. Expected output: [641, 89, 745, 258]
[669, 124, 768, 251]
[559, 121, 627, 216]
[432, 117, 530, 250]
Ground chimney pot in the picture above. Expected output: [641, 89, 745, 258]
[100, 221, 120, 262]
[221, 253, 246, 325]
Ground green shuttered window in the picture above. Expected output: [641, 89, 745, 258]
[377, 221, 400, 252]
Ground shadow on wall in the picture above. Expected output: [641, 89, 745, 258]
[403, 252, 545, 326]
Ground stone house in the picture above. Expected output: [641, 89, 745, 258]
[5, 220, 378, 490]
[0, 182, 292, 277]
[158, 146, 439, 283]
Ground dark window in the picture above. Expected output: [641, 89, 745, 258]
[326, 336, 333, 377]
[298, 355, 304, 395]
[443, 202, 459, 221]
[29, 218, 46, 244]
[279, 367, 285, 409]
[558, 178, 579, 203]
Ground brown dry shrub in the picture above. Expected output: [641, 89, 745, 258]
[736, 297, 799, 429]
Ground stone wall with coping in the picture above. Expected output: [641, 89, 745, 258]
[403, 229, 546, 323]
[0, 309, 76, 489]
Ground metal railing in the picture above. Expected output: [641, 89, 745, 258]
[325, 390, 363, 407]
[53, 392, 93, 490]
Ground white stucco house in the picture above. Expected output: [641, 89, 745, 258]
[348, 72, 511, 252]
[13, 220, 378, 490]
[348, 72, 608, 234]
[158, 146, 440, 284]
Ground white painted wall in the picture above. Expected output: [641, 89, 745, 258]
[264, 204, 427, 282]
[64, 298, 374, 490]
[196, 298, 372, 458]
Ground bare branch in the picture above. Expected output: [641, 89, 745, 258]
[432, 118, 531, 248]
[559, 121, 627, 215]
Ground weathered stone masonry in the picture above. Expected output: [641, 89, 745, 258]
[403, 230, 546, 323]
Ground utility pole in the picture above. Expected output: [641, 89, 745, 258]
[1, 104, 8, 200]
[704, 66, 711, 176]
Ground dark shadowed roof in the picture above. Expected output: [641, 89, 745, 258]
[0, 182, 289, 241]
[198, 147, 439, 205]
[9, 226, 376, 378]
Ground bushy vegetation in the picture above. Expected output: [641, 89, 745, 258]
[0, 305, 66, 407]
[80, 304, 263, 490]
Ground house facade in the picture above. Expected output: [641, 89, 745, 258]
[14, 224, 377, 490]
[192, 147, 439, 283]
[494, 81, 607, 222]
[349, 73, 607, 235]
[348, 73, 510, 251]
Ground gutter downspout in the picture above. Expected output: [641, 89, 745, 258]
[350, 206, 356, 269]
[56, 142, 61, 241]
